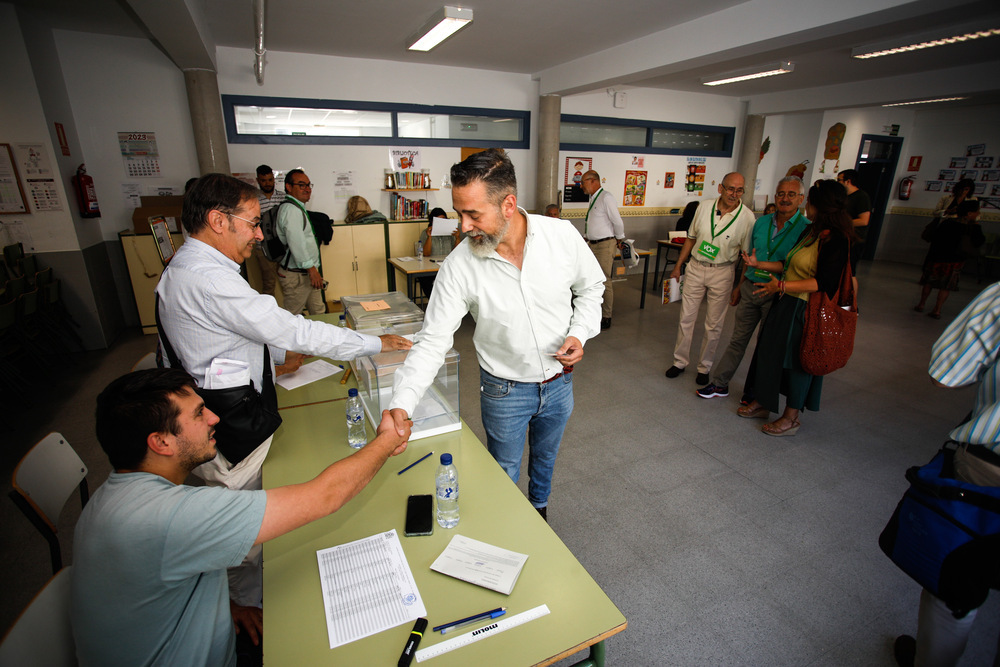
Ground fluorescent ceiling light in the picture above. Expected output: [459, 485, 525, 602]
[408, 6, 473, 52]
[853, 27, 1000, 59]
[701, 61, 794, 86]
[882, 97, 968, 107]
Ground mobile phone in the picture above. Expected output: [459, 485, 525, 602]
[404, 494, 433, 537]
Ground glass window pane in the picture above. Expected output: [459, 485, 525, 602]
[234, 105, 392, 137]
[560, 121, 647, 146]
[651, 128, 726, 151]
[399, 113, 523, 141]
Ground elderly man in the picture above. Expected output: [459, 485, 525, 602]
[666, 172, 757, 385]
[251, 164, 285, 297]
[697, 176, 809, 402]
[580, 170, 625, 330]
[72, 368, 409, 667]
[155, 173, 409, 606]
[276, 168, 325, 315]
[389, 149, 605, 520]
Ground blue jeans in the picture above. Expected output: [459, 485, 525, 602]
[479, 367, 574, 508]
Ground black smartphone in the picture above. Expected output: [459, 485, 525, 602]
[404, 494, 433, 537]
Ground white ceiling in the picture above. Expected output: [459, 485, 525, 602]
[11, 0, 1000, 113]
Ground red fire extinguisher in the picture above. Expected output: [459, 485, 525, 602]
[898, 175, 915, 201]
[72, 164, 101, 218]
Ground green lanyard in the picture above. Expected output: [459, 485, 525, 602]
[584, 189, 603, 236]
[710, 201, 743, 241]
[765, 211, 800, 259]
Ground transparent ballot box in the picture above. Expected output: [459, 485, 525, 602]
[352, 345, 461, 442]
[341, 291, 424, 330]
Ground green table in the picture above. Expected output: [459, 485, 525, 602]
[275, 313, 351, 409]
[262, 402, 626, 665]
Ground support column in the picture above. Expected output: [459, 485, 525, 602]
[736, 113, 765, 209]
[536, 94, 561, 212]
[184, 68, 230, 175]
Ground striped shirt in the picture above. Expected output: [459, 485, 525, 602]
[928, 282, 1000, 449]
[258, 190, 285, 214]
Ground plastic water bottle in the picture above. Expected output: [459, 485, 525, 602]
[435, 453, 460, 528]
[338, 314, 346, 327]
[346, 388, 366, 449]
[416, 240, 424, 260]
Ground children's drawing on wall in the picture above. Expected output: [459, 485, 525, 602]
[623, 170, 646, 206]
[563, 157, 592, 203]
[759, 137, 770, 163]
[819, 122, 846, 174]
[664, 172, 675, 188]
[685, 158, 706, 197]
[786, 161, 809, 180]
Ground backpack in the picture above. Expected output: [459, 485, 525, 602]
[259, 204, 287, 262]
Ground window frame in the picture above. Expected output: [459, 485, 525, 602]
[560, 114, 735, 157]
[222, 95, 530, 149]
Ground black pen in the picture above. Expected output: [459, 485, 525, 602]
[398, 617, 427, 667]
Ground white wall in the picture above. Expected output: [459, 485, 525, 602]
[55, 30, 199, 242]
[0, 4, 81, 253]
[809, 106, 916, 185]
[758, 112, 823, 199]
[558, 87, 744, 210]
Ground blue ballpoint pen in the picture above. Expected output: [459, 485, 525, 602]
[433, 607, 507, 634]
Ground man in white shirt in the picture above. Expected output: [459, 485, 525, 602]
[388, 149, 605, 520]
[666, 172, 756, 386]
[252, 164, 285, 297]
[581, 170, 625, 330]
[276, 169, 325, 315]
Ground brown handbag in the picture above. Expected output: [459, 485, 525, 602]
[799, 251, 857, 376]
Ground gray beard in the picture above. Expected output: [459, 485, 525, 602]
[467, 214, 509, 258]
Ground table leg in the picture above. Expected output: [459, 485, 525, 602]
[639, 253, 648, 309]
[567, 640, 606, 667]
[653, 244, 664, 293]
[407, 275, 416, 301]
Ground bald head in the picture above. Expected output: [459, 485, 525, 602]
[581, 170, 601, 196]
[717, 172, 745, 213]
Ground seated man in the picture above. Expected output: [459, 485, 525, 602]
[71, 368, 409, 666]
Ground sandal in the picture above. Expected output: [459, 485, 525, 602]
[928, 312, 942, 320]
[737, 404, 769, 419]
[761, 419, 800, 437]
[913, 305, 924, 313]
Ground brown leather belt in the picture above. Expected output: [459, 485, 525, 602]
[542, 366, 574, 384]
[588, 237, 614, 245]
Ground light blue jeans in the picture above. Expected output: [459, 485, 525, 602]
[479, 367, 574, 508]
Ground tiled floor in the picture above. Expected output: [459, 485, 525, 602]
[3, 260, 998, 665]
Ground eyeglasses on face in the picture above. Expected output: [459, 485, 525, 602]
[227, 212, 262, 230]
[289, 181, 313, 189]
[721, 185, 745, 195]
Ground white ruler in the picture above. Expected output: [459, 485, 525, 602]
[415, 604, 550, 662]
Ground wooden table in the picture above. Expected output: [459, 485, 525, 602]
[614, 248, 651, 309]
[263, 401, 626, 666]
[387, 256, 446, 303]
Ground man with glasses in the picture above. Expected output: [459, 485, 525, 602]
[155, 174, 410, 610]
[580, 170, 625, 331]
[277, 168, 325, 315]
[666, 172, 756, 385]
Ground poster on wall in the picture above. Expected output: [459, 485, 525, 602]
[563, 157, 592, 203]
[15, 144, 61, 212]
[982, 170, 1000, 182]
[0, 144, 29, 214]
[118, 132, 161, 178]
[974, 156, 994, 169]
[333, 171, 356, 201]
[389, 149, 420, 171]
[938, 169, 957, 181]
[961, 170, 979, 181]
[966, 144, 986, 157]
[630, 155, 646, 169]
[974, 183, 987, 196]
[623, 170, 646, 206]
[991, 185, 1000, 196]
[685, 158, 706, 197]
[925, 181, 943, 192]
[664, 172, 675, 188]
[949, 157, 968, 169]
[943, 181, 957, 193]
[819, 122, 846, 174]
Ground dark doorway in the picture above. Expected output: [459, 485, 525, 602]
[853, 135, 903, 260]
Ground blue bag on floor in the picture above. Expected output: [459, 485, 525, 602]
[879, 443, 1000, 615]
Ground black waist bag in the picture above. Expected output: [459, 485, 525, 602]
[155, 294, 281, 464]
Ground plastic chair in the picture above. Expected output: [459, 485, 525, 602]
[9, 433, 89, 574]
[0, 566, 75, 666]
[34, 267, 53, 287]
[132, 351, 158, 371]
[18, 255, 37, 286]
[3, 276, 26, 303]
[3, 242, 24, 273]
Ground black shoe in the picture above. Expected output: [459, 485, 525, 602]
[696, 383, 729, 399]
[665, 365, 685, 378]
[536, 506, 548, 522]
[695, 372, 709, 385]
[893, 635, 915, 667]
[600, 317, 612, 330]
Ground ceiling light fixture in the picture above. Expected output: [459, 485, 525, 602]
[408, 6, 473, 52]
[881, 97, 968, 107]
[852, 27, 1000, 59]
[701, 61, 794, 87]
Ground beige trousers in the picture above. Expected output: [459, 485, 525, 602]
[251, 245, 279, 297]
[278, 270, 325, 315]
[590, 238, 617, 318]
[672, 259, 736, 374]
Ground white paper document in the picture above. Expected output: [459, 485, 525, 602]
[429, 535, 529, 595]
[430, 217, 458, 236]
[316, 529, 426, 649]
[275, 359, 342, 390]
[204, 358, 250, 389]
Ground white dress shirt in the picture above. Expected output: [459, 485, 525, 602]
[584, 188, 625, 240]
[390, 209, 605, 416]
[156, 237, 381, 389]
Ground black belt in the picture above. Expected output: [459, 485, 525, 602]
[281, 267, 308, 274]
[588, 237, 614, 245]
[542, 366, 574, 384]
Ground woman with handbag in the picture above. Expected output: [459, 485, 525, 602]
[737, 179, 855, 436]
[914, 199, 985, 319]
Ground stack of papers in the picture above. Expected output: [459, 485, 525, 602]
[429, 535, 529, 595]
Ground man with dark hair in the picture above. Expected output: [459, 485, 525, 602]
[837, 168, 871, 275]
[156, 173, 410, 606]
[252, 164, 285, 297]
[666, 172, 757, 385]
[72, 368, 409, 667]
[276, 168, 324, 315]
[388, 149, 605, 520]
[580, 170, 625, 330]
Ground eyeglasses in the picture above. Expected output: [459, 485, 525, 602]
[721, 185, 745, 195]
[289, 181, 313, 189]
[227, 212, 262, 230]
